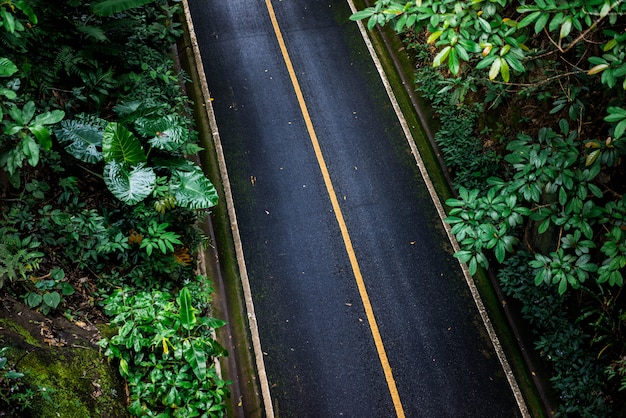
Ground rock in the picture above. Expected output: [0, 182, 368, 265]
[0, 299, 128, 417]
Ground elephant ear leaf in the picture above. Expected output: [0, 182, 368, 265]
[93, 0, 155, 16]
[104, 161, 155, 205]
[56, 115, 106, 163]
[135, 115, 188, 152]
[102, 122, 146, 164]
[170, 167, 218, 209]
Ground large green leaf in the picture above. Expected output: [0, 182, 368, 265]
[183, 339, 207, 381]
[29, 125, 51, 150]
[177, 287, 196, 331]
[56, 116, 106, 163]
[22, 136, 39, 167]
[104, 161, 155, 205]
[32, 110, 65, 127]
[102, 122, 146, 164]
[0, 58, 17, 77]
[15, 1, 37, 24]
[92, 0, 155, 16]
[135, 115, 188, 152]
[170, 167, 218, 209]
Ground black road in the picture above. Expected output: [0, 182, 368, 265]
[187, 0, 521, 416]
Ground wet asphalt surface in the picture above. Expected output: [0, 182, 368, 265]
[187, 0, 521, 416]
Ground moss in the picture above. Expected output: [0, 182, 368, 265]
[0, 318, 42, 348]
[16, 346, 127, 418]
[0, 302, 128, 418]
[95, 323, 118, 340]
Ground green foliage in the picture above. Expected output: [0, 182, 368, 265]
[446, 184, 528, 274]
[412, 64, 501, 190]
[0, 346, 38, 414]
[57, 116, 217, 209]
[55, 114, 106, 163]
[0, 1, 229, 415]
[25, 268, 75, 315]
[104, 161, 156, 205]
[0, 1, 37, 34]
[351, 0, 626, 85]
[0, 230, 44, 289]
[0, 101, 65, 177]
[498, 254, 610, 417]
[98, 286, 229, 417]
[443, 119, 626, 297]
[138, 219, 182, 256]
[93, 0, 157, 17]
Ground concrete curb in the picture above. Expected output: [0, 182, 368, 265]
[179, 2, 274, 417]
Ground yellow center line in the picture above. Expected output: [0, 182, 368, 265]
[263, 1, 405, 416]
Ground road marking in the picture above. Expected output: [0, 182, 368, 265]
[345, 0, 530, 416]
[264, 1, 406, 417]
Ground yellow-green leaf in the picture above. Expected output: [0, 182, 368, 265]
[433, 45, 451, 67]
[588, 64, 609, 75]
[427, 30, 443, 44]
[500, 58, 510, 82]
[560, 17, 572, 39]
[585, 150, 600, 166]
[489, 57, 501, 80]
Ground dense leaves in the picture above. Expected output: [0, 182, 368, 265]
[355, 0, 626, 415]
[0, 1, 227, 415]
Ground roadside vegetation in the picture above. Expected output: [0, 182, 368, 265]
[353, 1, 626, 416]
[0, 0, 228, 416]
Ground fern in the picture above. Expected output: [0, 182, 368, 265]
[56, 115, 106, 163]
[54, 46, 84, 77]
[0, 231, 44, 289]
[77, 25, 109, 42]
[170, 167, 218, 210]
[104, 161, 156, 205]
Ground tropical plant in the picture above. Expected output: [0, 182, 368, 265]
[56, 115, 218, 209]
[1, 101, 65, 179]
[25, 268, 75, 315]
[352, 0, 626, 413]
[0, 229, 44, 289]
[0, 346, 38, 414]
[98, 286, 230, 417]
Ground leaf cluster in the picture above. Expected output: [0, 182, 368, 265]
[98, 286, 229, 417]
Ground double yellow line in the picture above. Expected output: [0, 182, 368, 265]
[263, 1, 405, 416]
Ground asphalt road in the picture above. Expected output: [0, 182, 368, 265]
[188, 0, 521, 416]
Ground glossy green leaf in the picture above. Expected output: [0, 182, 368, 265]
[178, 287, 195, 331]
[560, 17, 573, 39]
[170, 167, 218, 209]
[489, 56, 501, 80]
[0, 57, 17, 77]
[102, 122, 146, 164]
[500, 58, 510, 82]
[183, 340, 207, 381]
[615, 119, 626, 139]
[433, 45, 451, 67]
[448, 48, 460, 74]
[32, 110, 65, 127]
[43, 292, 61, 309]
